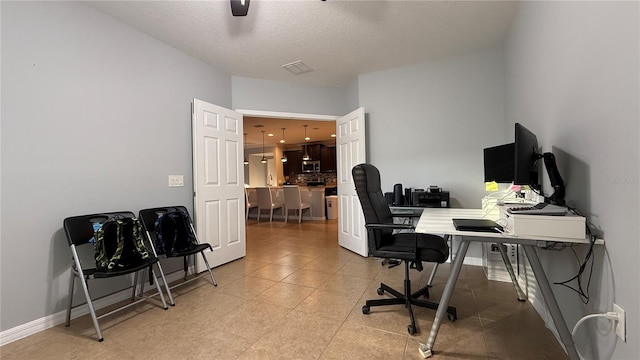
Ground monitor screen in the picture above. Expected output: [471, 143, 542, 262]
[483, 143, 514, 183]
[513, 123, 540, 188]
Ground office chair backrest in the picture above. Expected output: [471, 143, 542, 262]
[352, 163, 395, 227]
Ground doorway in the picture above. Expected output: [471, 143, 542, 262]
[238, 108, 368, 257]
[240, 109, 339, 223]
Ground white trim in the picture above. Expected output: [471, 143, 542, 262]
[0, 271, 188, 346]
[461, 257, 483, 266]
[235, 109, 340, 121]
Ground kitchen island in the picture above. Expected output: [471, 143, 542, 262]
[246, 186, 333, 221]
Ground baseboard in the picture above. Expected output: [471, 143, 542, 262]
[462, 256, 483, 266]
[0, 271, 187, 346]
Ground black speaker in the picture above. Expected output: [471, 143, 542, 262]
[385, 192, 393, 205]
[393, 184, 403, 205]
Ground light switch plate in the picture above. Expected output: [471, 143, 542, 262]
[168, 175, 184, 187]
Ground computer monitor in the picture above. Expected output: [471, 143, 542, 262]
[483, 143, 514, 183]
[513, 123, 541, 189]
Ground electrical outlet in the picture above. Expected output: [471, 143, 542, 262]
[168, 175, 184, 187]
[613, 303, 626, 341]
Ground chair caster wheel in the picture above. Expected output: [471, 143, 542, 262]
[407, 324, 417, 335]
[362, 306, 370, 315]
[377, 288, 384, 295]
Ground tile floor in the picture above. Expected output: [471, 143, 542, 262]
[0, 219, 568, 359]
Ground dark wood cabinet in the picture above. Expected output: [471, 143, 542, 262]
[283, 150, 302, 179]
[302, 144, 322, 161]
[320, 146, 336, 172]
[283, 144, 336, 179]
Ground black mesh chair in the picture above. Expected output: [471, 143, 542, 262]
[138, 206, 217, 306]
[63, 211, 168, 342]
[352, 163, 457, 335]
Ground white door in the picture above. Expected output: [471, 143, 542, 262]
[192, 99, 246, 270]
[336, 107, 367, 256]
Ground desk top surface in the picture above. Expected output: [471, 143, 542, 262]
[415, 208, 600, 245]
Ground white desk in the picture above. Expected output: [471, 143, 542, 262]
[415, 208, 600, 360]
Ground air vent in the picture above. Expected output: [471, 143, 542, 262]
[282, 61, 313, 75]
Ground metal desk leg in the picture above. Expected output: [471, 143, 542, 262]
[522, 245, 579, 360]
[497, 243, 527, 301]
[418, 239, 469, 358]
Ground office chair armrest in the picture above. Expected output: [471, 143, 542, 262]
[365, 223, 414, 230]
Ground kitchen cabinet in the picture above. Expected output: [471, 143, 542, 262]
[302, 144, 322, 161]
[320, 146, 336, 172]
[283, 150, 302, 179]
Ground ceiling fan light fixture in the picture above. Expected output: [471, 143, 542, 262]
[230, 0, 250, 16]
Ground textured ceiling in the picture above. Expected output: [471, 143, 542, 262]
[86, 0, 520, 87]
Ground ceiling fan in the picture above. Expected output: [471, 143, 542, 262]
[231, 0, 326, 17]
[230, 0, 250, 16]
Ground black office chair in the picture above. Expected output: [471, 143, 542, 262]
[63, 211, 169, 342]
[352, 163, 457, 335]
[138, 206, 217, 306]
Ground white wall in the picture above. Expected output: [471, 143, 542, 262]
[344, 79, 360, 112]
[358, 49, 507, 208]
[0, 1, 231, 331]
[232, 76, 351, 116]
[505, 2, 639, 359]
[357, 49, 507, 265]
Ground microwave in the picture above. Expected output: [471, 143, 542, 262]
[302, 160, 320, 173]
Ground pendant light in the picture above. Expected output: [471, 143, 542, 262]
[303, 124, 311, 141]
[302, 125, 311, 161]
[260, 130, 267, 164]
[243, 133, 249, 165]
[280, 128, 288, 163]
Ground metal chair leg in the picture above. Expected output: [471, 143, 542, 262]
[65, 271, 75, 327]
[132, 271, 140, 301]
[154, 260, 175, 306]
[427, 263, 439, 287]
[200, 251, 218, 286]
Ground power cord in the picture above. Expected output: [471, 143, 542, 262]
[552, 205, 597, 304]
[571, 312, 620, 360]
